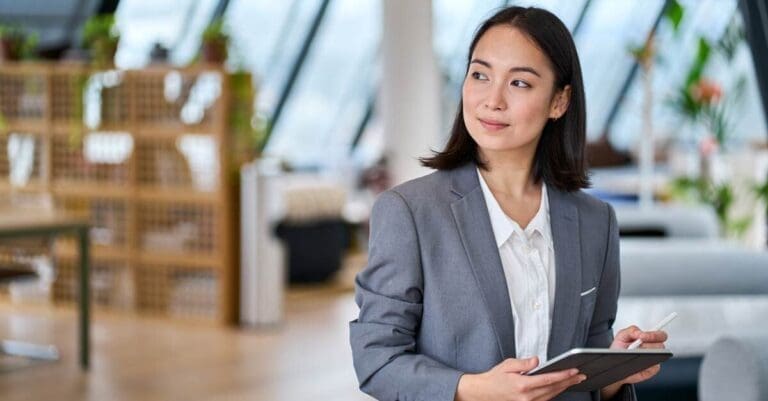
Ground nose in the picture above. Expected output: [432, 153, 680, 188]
[484, 83, 507, 111]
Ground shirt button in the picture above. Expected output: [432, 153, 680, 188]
[533, 302, 541, 310]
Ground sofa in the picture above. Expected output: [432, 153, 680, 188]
[699, 333, 768, 401]
[613, 205, 768, 401]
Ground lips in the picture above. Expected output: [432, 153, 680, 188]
[478, 118, 509, 131]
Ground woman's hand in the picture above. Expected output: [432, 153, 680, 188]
[455, 357, 587, 401]
[600, 325, 668, 399]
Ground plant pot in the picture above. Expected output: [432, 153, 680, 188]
[0, 37, 22, 62]
[89, 38, 118, 68]
[202, 39, 227, 64]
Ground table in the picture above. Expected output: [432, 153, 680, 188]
[0, 212, 90, 370]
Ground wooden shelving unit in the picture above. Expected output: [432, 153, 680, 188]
[0, 62, 244, 324]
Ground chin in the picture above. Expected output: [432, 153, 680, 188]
[471, 132, 516, 151]
[474, 135, 540, 158]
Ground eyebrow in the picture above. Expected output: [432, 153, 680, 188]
[470, 58, 542, 78]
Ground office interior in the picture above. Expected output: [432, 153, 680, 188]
[0, 0, 767, 400]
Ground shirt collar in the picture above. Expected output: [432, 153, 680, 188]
[476, 168, 552, 249]
[526, 183, 552, 247]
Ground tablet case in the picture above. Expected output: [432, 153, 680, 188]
[526, 348, 673, 392]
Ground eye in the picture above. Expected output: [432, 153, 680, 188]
[511, 79, 531, 88]
[471, 71, 488, 81]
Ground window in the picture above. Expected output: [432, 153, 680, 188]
[609, 0, 767, 150]
[263, 0, 380, 168]
[224, 0, 324, 117]
[573, 0, 666, 141]
[115, 0, 219, 68]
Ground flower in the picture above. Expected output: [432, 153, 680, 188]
[689, 78, 723, 105]
[699, 134, 719, 157]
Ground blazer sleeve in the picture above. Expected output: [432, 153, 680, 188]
[586, 203, 637, 401]
[349, 190, 463, 401]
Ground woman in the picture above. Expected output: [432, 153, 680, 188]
[350, 6, 667, 401]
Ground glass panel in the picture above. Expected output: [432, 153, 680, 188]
[512, 0, 587, 30]
[433, 0, 506, 137]
[433, 0, 504, 78]
[264, 0, 381, 168]
[610, 0, 767, 150]
[115, 0, 219, 68]
[224, 0, 323, 117]
[574, 0, 665, 140]
[352, 112, 385, 169]
[170, 0, 221, 65]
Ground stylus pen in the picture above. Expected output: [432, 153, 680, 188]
[627, 312, 677, 350]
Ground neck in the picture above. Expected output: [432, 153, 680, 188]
[477, 148, 540, 199]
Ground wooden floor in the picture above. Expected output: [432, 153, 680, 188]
[0, 286, 372, 401]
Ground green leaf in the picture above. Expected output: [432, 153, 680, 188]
[684, 37, 711, 88]
[755, 180, 768, 202]
[664, 0, 685, 33]
[203, 18, 229, 42]
[713, 184, 733, 224]
[727, 216, 753, 237]
[81, 14, 118, 48]
[668, 177, 706, 203]
[715, 13, 745, 61]
[628, 43, 646, 61]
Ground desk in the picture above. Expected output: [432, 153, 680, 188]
[0, 213, 90, 370]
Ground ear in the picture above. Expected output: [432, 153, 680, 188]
[549, 85, 572, 120]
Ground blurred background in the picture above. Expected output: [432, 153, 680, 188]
[0, 0, 767, 400]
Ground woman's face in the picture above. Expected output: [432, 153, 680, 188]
[462, 25, 570, 159]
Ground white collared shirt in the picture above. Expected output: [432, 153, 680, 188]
[477, 168, 556, 364]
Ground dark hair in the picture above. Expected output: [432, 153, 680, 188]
[420, 6, 590, 191]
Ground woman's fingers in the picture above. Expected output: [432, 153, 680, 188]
[639, 341, 665, 349]
[639, 330, 668, 343]
[614, 325, 642, 343]
[497, 357, 539, 373]
[521, 368, 581, 390]
[614, 326, 668, 346]
[624, 364, 661, 384]
[528, 372, 587, 401]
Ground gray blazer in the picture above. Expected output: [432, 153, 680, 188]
[350, 162, 636, 401]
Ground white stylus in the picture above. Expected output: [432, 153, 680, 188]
[627, 312, 677, 350]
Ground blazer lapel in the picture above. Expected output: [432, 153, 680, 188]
[546, 187, 582, 359]
[449, 164, 516, 359]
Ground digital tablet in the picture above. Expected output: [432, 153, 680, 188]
[525, 348, 673, 392]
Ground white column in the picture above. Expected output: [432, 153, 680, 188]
[380, 0, 442, 186]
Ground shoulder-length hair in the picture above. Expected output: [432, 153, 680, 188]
[420, 6, 590, 191]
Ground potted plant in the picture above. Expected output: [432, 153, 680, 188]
[201, 18, 229, 64]
[626, 0, 684, 207]
[81, 14, 119, 67]
[0, 25, 38, 62]
[228, 70, 270, 166]
[756, 178, 768, 247]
